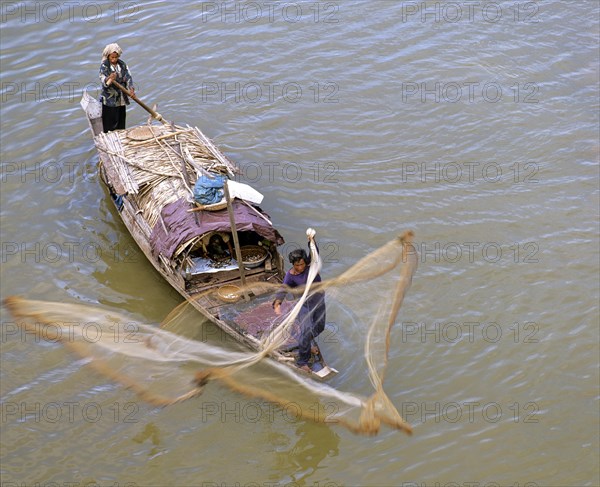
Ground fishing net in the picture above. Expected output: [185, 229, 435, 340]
[3, 231, 417, 436]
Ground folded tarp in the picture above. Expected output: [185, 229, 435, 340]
[150, 197, 284, 261]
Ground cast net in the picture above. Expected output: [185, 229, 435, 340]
[4, 231, 417, 435]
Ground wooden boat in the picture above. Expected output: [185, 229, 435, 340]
[80, 91, 337, 379]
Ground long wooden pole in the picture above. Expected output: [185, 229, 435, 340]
[110, 80, 168, 125]
[223, 180, 249, 301]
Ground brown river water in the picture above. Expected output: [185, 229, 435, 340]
[1, 1, 598, 486]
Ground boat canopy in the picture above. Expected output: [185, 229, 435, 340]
[150, 197, 284, 261]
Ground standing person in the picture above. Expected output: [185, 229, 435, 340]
[273, 228, 326, 372]
[99, 43, 135, 132]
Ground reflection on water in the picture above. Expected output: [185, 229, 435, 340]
[273, 422, 340, 485]
[132, 422, 166, 460]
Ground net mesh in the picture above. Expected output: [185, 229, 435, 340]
[4, 231, 417, 435]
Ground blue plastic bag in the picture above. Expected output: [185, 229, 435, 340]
[193, 174, 227, 205]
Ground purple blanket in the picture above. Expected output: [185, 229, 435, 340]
[150, 198, 284, 260]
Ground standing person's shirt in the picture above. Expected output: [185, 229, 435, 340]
[99, 59, 133, 107]
[278, 265, 323, 311]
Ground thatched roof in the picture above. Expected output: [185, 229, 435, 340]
[94, 124, 237, 229]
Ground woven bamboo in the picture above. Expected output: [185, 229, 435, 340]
[94, 124, 237, 230]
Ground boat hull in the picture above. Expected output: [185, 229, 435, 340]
[83, 92, 337, 379]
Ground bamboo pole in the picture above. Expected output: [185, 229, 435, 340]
[110, 80, 168, 125]
[223, 180, 249, 301]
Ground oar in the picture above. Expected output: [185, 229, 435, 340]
[110, 79, 168, 125]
